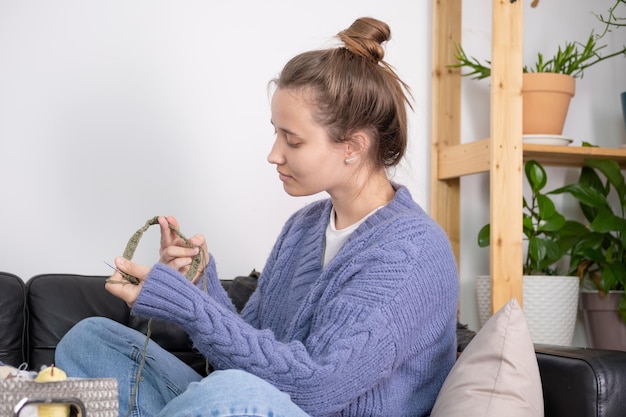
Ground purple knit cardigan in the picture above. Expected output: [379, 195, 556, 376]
[133, 186, 459, 417]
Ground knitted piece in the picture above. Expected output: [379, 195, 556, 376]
[120, 216, 203, 284]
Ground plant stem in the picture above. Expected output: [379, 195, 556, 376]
[579, 47, 626, 74]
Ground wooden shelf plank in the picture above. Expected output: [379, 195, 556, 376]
[438, 139, 490, 179]
[523, 144, 626, 167]
[437, 142, 626, 180]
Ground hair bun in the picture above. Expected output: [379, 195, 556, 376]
[337, 17, 391, 63]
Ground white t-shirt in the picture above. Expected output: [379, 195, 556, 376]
[323, 206, 384, 267]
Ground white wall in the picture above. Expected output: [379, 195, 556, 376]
[0, 1, 428, 280]
[458, 0, 626, 346]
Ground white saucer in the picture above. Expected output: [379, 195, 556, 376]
[522, 134, 573, 146]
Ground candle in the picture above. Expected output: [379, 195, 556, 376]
[35, 365, 70, 417]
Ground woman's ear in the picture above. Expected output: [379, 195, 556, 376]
[344, 130, 370, 164]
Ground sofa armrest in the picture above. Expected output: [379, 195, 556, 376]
[0, 272, 26, 367]
[536, 344, 626, 417]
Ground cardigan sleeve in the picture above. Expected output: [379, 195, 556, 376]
[193, 254, 237, 313]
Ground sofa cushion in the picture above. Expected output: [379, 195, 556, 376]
[0, 272, 26, 367]
[431, 298, 543, 417]
[226, 270, 260, 312]
[26, 274, 130, 370]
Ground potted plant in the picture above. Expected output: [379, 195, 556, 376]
[476, 160, 587, 345]
[550, 155, 626, 350]
[452, 0, 626, 137]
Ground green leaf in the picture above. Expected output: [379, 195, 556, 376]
[570, 233, 607, 272]
[450, 44, 492, 80]
[537, 194, 557, 219]
[585, 158, 626, 204]
[589, 207, 626, 233]
[528, 237, 559, 264]
[572, 232, 605, 254]
[522, 215, 534, 238]
[559, 220, 590, 237]
[609, 263, 626, 289]
[538, 212, 566, 232]
[552, 183, 610, 210]
[579, 247, 607, 265]
[552, 166, 604, 199]
[544, 241, 562, 263]
[579, 165, 608, 196]
[525, 160, 547, 192]
[477, 224, 490, 248]
[557, 220, 588, 253]
[528, 236, 547, 265]
[599, 262, 626, 292]
[528, 237, 563, 274]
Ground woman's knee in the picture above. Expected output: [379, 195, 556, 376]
[203, 369, 272, 394]
[56, 317, 126, 364]
[159, 369, 309, 417]
[58, 317, 107, 349]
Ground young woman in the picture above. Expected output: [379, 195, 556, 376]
[56, 17, 458, 417]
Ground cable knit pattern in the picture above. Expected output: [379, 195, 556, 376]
[133, 186, 458, 417]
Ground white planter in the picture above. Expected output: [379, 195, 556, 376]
[476, 275, 579, 345]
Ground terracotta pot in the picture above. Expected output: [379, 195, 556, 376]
[522, 73, 576, 135]
[580, 291, 626, 351]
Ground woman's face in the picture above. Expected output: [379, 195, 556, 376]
[268, 88, 349, 197]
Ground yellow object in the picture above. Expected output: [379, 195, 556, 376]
[35, 365, 70, 417]
[35, 365, 67, 382]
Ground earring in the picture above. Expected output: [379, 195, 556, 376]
[345, 156, 358, 164]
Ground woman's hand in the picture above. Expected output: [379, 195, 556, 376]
[158, 216, 209, 284]
[105, 257, 150, 307]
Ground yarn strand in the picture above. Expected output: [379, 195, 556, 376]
[116, 216, 208, 417]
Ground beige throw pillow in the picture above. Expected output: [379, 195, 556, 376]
[431, 298, 544, 416]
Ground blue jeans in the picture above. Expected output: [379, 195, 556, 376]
[55, 317, 310, 417]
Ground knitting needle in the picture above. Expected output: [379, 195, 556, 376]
[103, 261, 135, 284]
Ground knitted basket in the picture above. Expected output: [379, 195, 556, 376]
[0, 378, 118, 417]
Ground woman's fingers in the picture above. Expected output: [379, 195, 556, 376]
[104, 257, 151, 306]
[117, 257, 151, 280]
[159, 216, 180, 250]
[159, 236, 210, 282]
[187, 234, 210, 283]
[188, 234, 207, 253]
[167, 253, 199, 274]
[159, 243, 200, 264]
[157, 217, 210, 281]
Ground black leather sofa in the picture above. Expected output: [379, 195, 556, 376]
[2, 271, 626, 417]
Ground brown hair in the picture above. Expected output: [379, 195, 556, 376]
[273, 17, 413, 168]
